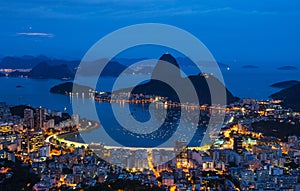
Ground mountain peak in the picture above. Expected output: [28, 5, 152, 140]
[158, 53, 179, 68]
[151, 53, 181, 80]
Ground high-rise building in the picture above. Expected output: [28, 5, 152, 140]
[24, 108, 34, 128]
[234, 135, 243, 154]
[30, 131, 44, 152]
[20, 132, 30, 154]
[20, 131, 44, 154]
[35, 107, 45, 129]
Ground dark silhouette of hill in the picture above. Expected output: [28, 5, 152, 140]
[270, 80, 300, 89]
[118, 53, 238, 104]
[0, 55, 132, 77]
[50, 82, 93, 95]
[130, 74, 237, 104]
[29, 62, 75, 79]
[9, 62, 75, 79]
[0, 55, 46, 69]
[270, 83, 300, 111]
[252, 120, 300, 141]
[4, 56, 131, 78]
[0, 159, 40, 191]
[151, 53, 181, 79]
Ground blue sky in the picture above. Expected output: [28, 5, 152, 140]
[1, 0, 300, 64]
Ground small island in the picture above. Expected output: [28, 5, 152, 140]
[277, 66, 297, 71]
[242, 65, 259, 69]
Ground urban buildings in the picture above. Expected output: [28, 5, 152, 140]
[1, 99, 300, 190]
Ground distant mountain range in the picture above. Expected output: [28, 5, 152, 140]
[9, 62, 75, 79]
[1, 56, 132, 79]
[270, 83, 300, 111]
[50, 53, 238, 105]
[0, 55, 79, 69]
[0, 55, 231, 79]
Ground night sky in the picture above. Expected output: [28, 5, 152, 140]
[1, 0, 300, 64]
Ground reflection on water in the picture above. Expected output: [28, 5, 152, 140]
[68, 101, 206, 147]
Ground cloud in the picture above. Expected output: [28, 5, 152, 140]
[16, 32, 54, 38]
[0, 0, 295, 21]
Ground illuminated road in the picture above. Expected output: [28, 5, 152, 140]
[148, 153, 160, 178]
[46, 133, 210, 153]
